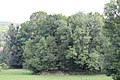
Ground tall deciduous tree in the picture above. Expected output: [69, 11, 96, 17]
[104, 0, 120, 80]
[67, 12, 107, 72]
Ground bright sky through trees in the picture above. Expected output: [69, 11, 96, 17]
[0, 0, 110, 23]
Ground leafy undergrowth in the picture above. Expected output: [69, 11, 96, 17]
[0, 69, 113, 80]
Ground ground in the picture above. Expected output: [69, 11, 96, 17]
[0, 69, 112, 80]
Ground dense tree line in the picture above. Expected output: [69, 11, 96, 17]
[5, 12, 108, 72]
[20, 12, 108, 73]
[3, 0, 120, 80]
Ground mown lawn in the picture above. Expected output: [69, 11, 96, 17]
[0, 69, 112, 80]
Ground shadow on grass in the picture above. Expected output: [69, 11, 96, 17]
[0, 69, 32, 75]
[0, 69, 106, 76]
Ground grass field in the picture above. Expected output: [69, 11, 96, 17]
[0, 69, 113, 80]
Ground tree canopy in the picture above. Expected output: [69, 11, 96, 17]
[15, 11, 108, 73]
[2, 1, 120, 80]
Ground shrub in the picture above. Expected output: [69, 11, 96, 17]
[0, 63, 9, 70]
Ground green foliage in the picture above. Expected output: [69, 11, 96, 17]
[0, 63, 9, 70]
[0, 24, 8, 47]
[4, 24, 23, 68]
[19, 11, 108, 74]
[67, 12, 106, 72]
[0, 1, 119, 77]
[0, 1, 119, 78]
[104, 0, 120, 80]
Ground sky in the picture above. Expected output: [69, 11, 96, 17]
[0, 0, 110, 23]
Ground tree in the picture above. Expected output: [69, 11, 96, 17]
[67, 12, 107, 72]
[22, 13, 69, 73]
[21, 11, 108, 74]
[4, 24, 23, 68]
[104, 0, 120, 80]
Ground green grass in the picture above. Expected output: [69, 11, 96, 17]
[0, 69, 113, 80]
